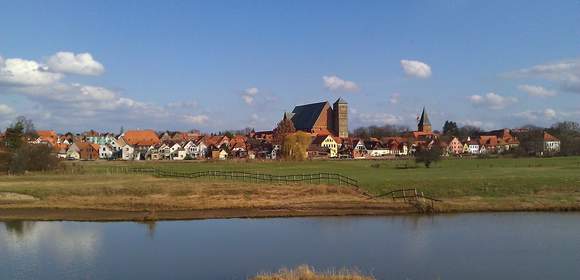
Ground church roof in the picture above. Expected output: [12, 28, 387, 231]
[334, 97, 347, 104]
[418, 107, 431, 127]
[291, 101, 329, 131]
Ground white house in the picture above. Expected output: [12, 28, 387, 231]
[352, 139, 367, 158]
[172, 148, 188, 160]
[121, 144, 135, 160]
[543, 132, 561, 154]
[99, 144, 114, 159]
[368, 149, 390, 157]
[467, 137, 480, 154]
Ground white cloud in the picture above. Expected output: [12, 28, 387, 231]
[166, 101, 198, 109]
[389, 93, 400, 104]
[241, 87, 259, 105]
[517, 84, 556, 97]
[459, 120, 495, 130]
[514, 108, 558, 122]
[47, 52, 104, 76]
[355, 112, 403, 125]
[0, 104, 14, 115]
[0, 57, 62, 86]
[544, 108, 557, 118]
[0, 52, 220, 131]
[322, 75, 359, 92]
[469, 92, 517, 110]
[508, 59, 580, 93]
[183, 114, 209, 125]
[400, 59, 431, 79]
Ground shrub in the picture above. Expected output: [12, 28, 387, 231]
[252, 265, 375, 280]
[414, 146, 441, 168]
[8, 144, 60, 174]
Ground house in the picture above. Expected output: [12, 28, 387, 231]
[211, 148, 228, 160]
[382, 137, 409, 156]
[120, 130, 160, 160]
[146, 144, 162, 160]
[229, 135, 248, 158]
[351, 139, 367, 158]
[66, 143, 80, 160]
[193, 138, 209, 158]
[365, 138, 391, 157]
[34, 130, 58, 146]
[543, 132, 560, 154]
[467, 137, 480, 154]
[183, 140, 205, 159]
[311, 135, 339, 158]
[99, 144, 114, 159]
[120, 142, 136, 160]
[479, 136, 498, 154]
[79, 142, 100, 160]
[67, 142, 99, 160]
[251, 130, 274, 142]
[202, 135, 230, 149]
[54, 143, 69, 159]
[480, 128, 519, 152]
[86, 133, 117, 146]
[448, 137, 463, 155]
[307, 145, 331, 159]
[171, 147, 188, 160]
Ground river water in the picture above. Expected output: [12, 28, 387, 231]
[1, 213, 579, 279]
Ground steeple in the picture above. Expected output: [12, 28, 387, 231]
[417, 107, 432, 133]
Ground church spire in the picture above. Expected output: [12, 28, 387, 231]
[418, 107, 432, 133]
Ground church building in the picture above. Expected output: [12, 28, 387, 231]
[408, 107, 437, 140]
[284, 98, 348, 138]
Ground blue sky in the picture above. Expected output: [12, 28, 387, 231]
[1, 0, 579, 133]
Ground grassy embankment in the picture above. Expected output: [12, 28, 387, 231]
[0, 157, 579, 220]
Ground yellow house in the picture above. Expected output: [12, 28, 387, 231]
[311, 135, 339, 158]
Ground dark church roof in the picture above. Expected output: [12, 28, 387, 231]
[334, 97, 347, 104]
[291, 101, 328, 131]
[418, 107, 431, 127]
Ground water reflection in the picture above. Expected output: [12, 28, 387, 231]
[1, 213, 579, 280]
[3, 220, 36, 238]
[1, 221, 101, 262]
[136, 221, 157, 239]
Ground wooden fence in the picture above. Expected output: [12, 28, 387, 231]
[115, 167, 372, 198]
[375, 188, 441, 209]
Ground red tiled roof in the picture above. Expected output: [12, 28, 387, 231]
[36, 130, 58, 145]
[479, 135, 498, 146]
[122, 130, 160, 146]
[543, 132, 559, 142]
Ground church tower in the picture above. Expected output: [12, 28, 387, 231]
[333, 98, 348, 138]
[417, 107, 432, 133]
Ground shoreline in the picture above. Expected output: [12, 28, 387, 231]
[2, 202, 579, 222]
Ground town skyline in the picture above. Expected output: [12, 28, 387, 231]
[1, 1, 580, 132]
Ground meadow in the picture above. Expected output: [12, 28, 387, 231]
[1, 157, 579, 220]
[79, 156, 580, 198]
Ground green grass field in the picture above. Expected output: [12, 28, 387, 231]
[77, 157, 580, 199]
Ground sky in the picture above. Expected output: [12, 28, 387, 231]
[1, 0, 579, 133]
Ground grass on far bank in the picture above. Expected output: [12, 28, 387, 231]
[72, 156, 580, 199]
[251, 265, 375, 280]
[0, 173, 370, 212]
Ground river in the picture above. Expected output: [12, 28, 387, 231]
[1, 213, 579, 279]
